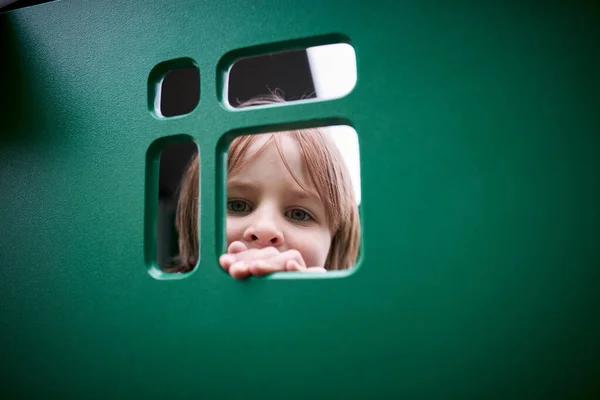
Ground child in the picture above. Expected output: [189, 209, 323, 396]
[171, 95, 360, 279]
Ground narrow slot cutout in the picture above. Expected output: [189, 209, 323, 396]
[146, 136, 199, 278]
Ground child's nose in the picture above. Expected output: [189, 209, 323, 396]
[242, 212, 284, 247]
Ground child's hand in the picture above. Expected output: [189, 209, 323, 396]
[219, 241, 326, 280]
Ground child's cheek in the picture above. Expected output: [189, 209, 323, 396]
[225, 216, 244, 247]
[292, 230, 332, 268]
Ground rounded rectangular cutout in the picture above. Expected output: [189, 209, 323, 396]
[219, 122, 362, 280]
[220, 39, 357, 109]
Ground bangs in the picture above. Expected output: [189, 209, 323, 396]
[228, 129, 354, 232]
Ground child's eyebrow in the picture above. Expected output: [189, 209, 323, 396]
[287, 188, 322, 202]
[227, 179, 259, 191]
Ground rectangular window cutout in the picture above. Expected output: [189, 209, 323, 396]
[148, 58, 200, 118]
[221, 124, 362, 280]
[222, 42, 356, 109]
[146, 136, 199, 278]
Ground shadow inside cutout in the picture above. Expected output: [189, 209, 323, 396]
[160, 67, 200, 117]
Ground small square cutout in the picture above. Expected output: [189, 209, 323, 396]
[148, 58, 200, 118]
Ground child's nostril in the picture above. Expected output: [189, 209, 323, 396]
[251, 234, 258, 241]
[270, 238, 277, 244]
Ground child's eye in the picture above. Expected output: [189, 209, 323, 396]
[227, 199, 252, 214]
[286, 208, 312, 222]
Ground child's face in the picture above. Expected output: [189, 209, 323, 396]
[226, 134, 332, 268]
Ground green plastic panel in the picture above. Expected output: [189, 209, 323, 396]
[1, 1, 599, 397]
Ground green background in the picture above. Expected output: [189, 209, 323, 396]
[1, 0, 598, 397]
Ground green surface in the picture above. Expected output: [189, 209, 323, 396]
[1, 0, 599, 398]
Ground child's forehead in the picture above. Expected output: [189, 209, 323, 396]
[245, 133, 274, 150]
[244, 133, 302, 159]
[247, 132, 291, 148]
[232, 133, 322, 190]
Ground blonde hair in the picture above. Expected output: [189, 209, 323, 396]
[169, 95, 360, 273]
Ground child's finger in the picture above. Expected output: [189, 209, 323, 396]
[286, 259, 312, 272]
[247, 260, 287, 276]
[227, 241, 248, 254]
[221, 246, 280, 274]
[229, 260, 251, 280]
[287, 261, 325, 273]
[219, 254, 236, 271]
[266, 249, 307, 270]
[248, 250, 307, 276]
[234, 247, 280, 263]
